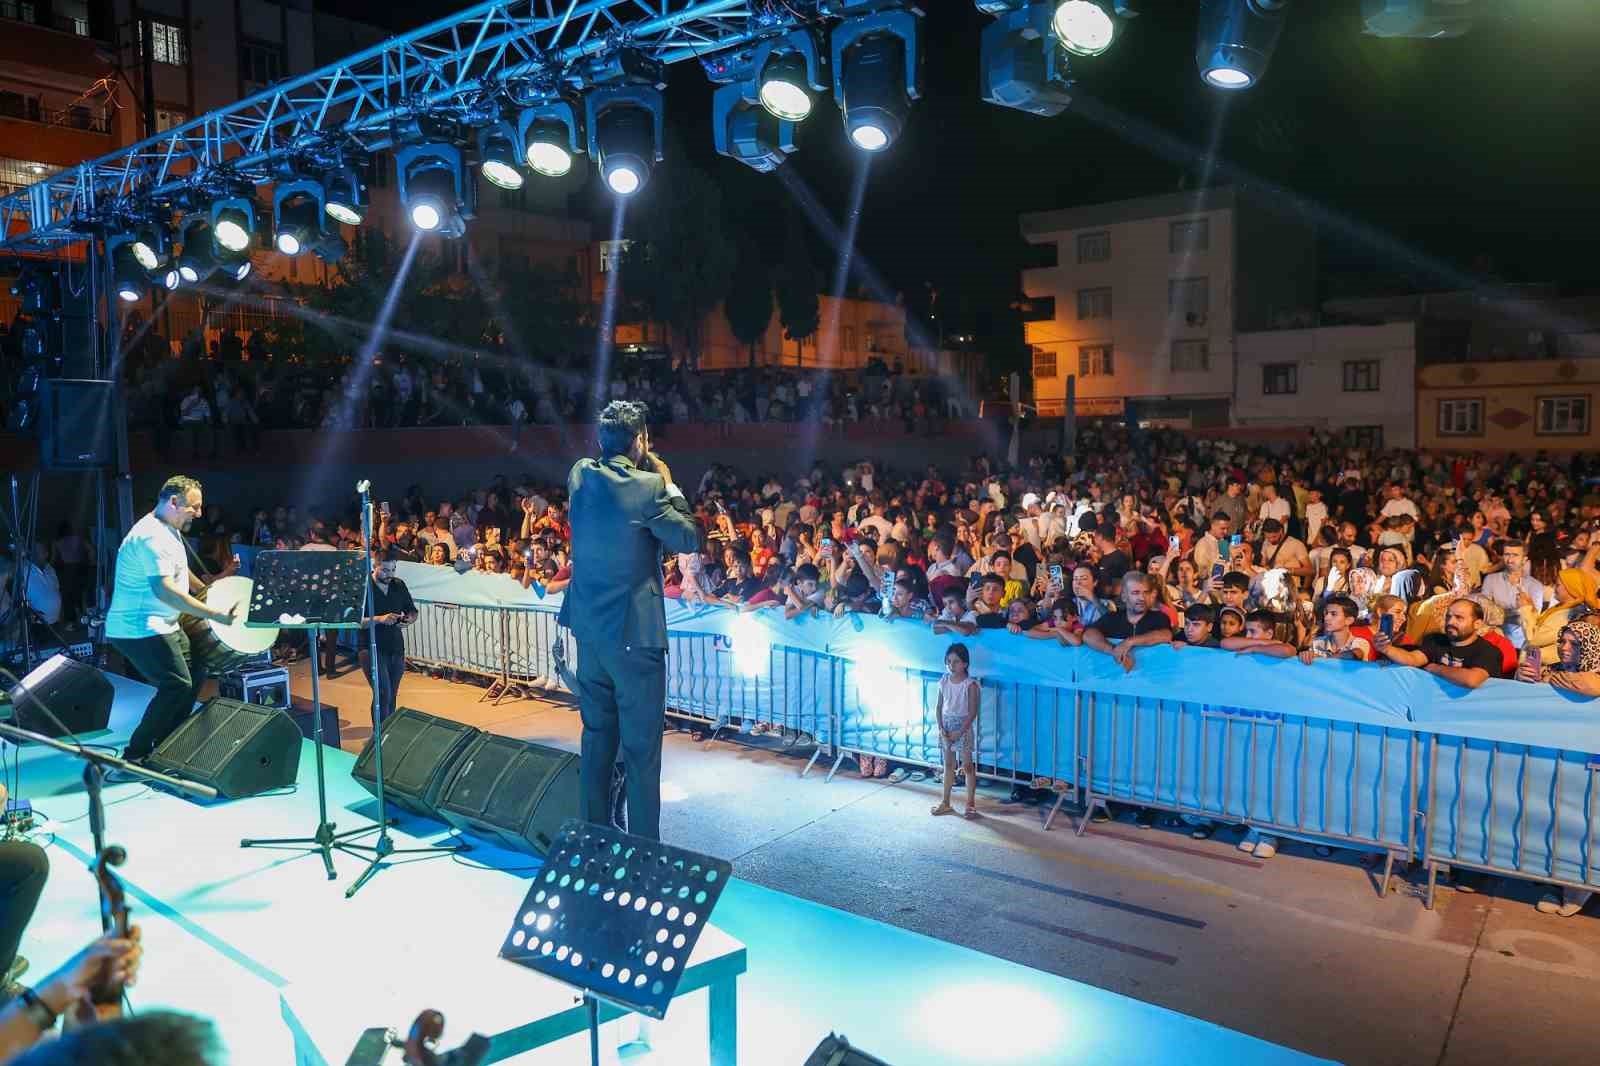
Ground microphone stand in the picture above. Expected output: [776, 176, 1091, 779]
[339, 479, 461, 899]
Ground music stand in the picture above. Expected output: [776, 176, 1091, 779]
[238, 550, 458, 887]
[498, 820, 732, 1066]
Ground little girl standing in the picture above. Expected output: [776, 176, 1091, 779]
[932, 642, 981, 820]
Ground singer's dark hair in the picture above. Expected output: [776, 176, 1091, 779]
[156, 475, 202, 506]
[598, 400, 648, 458]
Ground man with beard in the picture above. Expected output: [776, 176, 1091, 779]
[105, 476, 241, 766]
[1374, 598, 1502, 689]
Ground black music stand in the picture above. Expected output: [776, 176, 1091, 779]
[499, 820, 732, 1066]
[238, 550, 458, 887]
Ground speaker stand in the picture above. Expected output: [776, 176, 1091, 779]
[239, 626, 353, 879]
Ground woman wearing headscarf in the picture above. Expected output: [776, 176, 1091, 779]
[1520, 568, 1600, 666]
[1517, 619, 1600, 917]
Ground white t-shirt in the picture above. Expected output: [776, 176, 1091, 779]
[1258, 497, 1291, 525]
[106, 512, 189, 639]
[1380, 497, 1419, 520]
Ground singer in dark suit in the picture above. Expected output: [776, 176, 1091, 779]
[558, 401, 701, 841]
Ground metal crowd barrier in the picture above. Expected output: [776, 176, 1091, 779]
[400, 594, 1600, 908]
[1418, 731, 1600, 909]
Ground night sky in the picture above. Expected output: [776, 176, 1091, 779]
[323, 2, 1600, 311]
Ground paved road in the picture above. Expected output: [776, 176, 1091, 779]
[296, 663, 1600, 1066]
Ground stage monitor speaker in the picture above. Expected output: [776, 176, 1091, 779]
[6, 654, 113, 737]
[803, 1033, 895, 1066]
[436, 734, 582, 856]
[40, 378, 114, 470]
[146, 697, 303, 799]
[351, 708, 481, 820]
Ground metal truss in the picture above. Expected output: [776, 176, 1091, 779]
[0, 0, 824, 251]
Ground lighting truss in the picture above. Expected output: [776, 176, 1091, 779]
[0, 0, 831, 251]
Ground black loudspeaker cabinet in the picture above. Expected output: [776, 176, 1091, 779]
[146, 697, 303, 799]
[39, 378, 115, 470]
[436, 734, 582, 856]
[8, 654, 113, 737]
[350, 708, 481, 820]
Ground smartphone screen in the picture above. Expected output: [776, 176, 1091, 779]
[1378, 614, 1395, 638]
[1049, 564, 1063, 584]
[1229, 533, 1243, 548]
[1211, 562, 1225, 581]
[1168, 534, 1180, 556]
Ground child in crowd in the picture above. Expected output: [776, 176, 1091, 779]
[1299, 595, 1374, 664]
[782, 562, 828, 620]
[932, 642, 981, 820]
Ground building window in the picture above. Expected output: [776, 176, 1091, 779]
[1076, 231, 1110, 264]
[1262, 362, 1298, 395]
[842, 326, 856, 353]
[1076, 287, 1112, 320]
[1170, 218, 1210, 253]
[147, 20, 188, 66]
[1344, 426, 1384, 450]
[155, 107, 187, 133]
[1171, 339, 1209, 372]
[1019, 295, 1055, 322]
[598, 240, 631, 273]
[1033, 349, 1057, 379]
[1079, 345, 1114, 378]
[1536, 395, 1590, 436]
[1168, 277, 1209, 322]
[0, 90, 41, 123]
[1437, 398, 1483, 436]
[0, 157, 61, 197]
[240, 38, 286, 90]
[1342, 360, 1380, 392]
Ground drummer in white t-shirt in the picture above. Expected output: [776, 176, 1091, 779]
[105, 475, 239, 765]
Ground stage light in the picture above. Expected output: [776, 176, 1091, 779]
[585, 85, 664, 197]
[518, 102, 582, 178]
[712, 83, 797, 173]
[759, 53, 813, 121]
[108, 239, 146, 303]
[156, 264, 181, 290]
[477, 122, 524, 190]
[210, 197, 256, 253]
[1196, 0, 1287, 91]
[832, 10, 922, 153]
[218, 247, 252, 282]
[273, 180, 324, 257]
[309, 227, 348, 264]
[322, 166, 367, 226]
[980, 2, 1076, 117]
[129, 226, 163, 270]
[177, 217, 217, 283]
[1361, 0, 1475, 38]
[396, 143, 471, 236]
[1053, 1, 1118, 55]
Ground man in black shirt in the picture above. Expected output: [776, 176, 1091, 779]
[1083, 572, 1173, 672]
[361, 547, 417, 725]
[1093, 529, 1130, 598]
[1374, 598, 1498, 689]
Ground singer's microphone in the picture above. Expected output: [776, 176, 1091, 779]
[356, 479, 371, 494]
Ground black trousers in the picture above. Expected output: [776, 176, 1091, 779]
[113, 628, 206, 761]
[0, 840, 49, 980]
[573, 641, 666, 842]
[361, 644, 407, 726]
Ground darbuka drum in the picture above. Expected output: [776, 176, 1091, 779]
[179, 575, 280, 675]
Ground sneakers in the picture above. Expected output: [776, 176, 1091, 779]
[1536, 889, 1592, 917]
[1238, 829, 1278, 857]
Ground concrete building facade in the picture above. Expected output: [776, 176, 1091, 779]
[1233, 322, 1417, 448]
[1018, 186, 1317, 427]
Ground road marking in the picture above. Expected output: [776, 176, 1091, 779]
[997, 909, 1180, 965]
[955, 829, 1236, 899]
[933, 858, 1207, 929]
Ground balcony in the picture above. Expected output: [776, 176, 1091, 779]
[0, 95, 110, 135]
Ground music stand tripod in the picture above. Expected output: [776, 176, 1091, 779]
[237, 549, 458, 889]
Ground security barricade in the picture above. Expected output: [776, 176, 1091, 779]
[1418, 733, 1600, 909]
[392, 565, 1600, 909]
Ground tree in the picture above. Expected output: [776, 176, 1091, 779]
[724, 233, 774, 368]
[775, 208, 819, 358]
[620, 161, 735, 365]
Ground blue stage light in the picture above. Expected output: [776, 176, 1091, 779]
[832, 10, 923, 154]
[1053, 1, 1118, 56]
[586, 85, 664, 197]
[107, 237, 146, 303]
[980, 3, 1076, 117]
[321, 165, 366, 226]
[1196, 0, 1287, 90]
[176, 217, 217, 283]
[712, 83, 797, 173]
[477, 122, 524, 190]
[518, 102, 582, 178]
[397, 143, 472, 236]
[273, 179, 324, 257]
[209, 197, 256, 254]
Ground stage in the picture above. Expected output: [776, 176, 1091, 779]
[5, 673, 1334, 1065]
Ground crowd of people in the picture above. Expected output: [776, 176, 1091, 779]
[109, 315, 966, 460]
[8, 421, 1599, 920]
